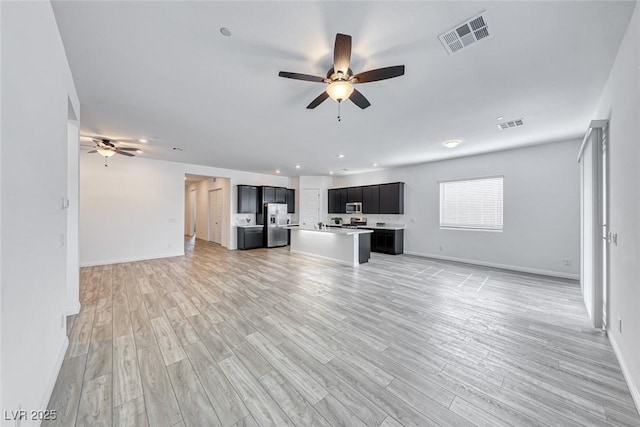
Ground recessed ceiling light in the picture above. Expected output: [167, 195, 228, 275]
[295, 165, 301, 169]
[443, 139, 461, 148]
[372, 163, 378, 167]
[338, 154, 345, 158]
[496, 116, 503, 121]
[329, 171, 334, 175]
[220, 27, 231, 37]
[275, 170, 281, 174]
[139, 139, 148, 143]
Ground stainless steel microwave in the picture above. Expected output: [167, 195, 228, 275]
[346, 202, 362, 214]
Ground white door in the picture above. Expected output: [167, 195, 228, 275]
[190, 190, 196, 235]
[208, 189, 222, 244]
[302, 189, 320, 227]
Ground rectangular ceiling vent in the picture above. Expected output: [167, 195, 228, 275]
[497, 119, 524, 130]
[439, 12, 489, 55]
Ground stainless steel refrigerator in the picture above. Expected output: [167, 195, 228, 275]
[263, 203, 288, 247]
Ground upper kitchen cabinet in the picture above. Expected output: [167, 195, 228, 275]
[328, 189, 341, 214]
[347, 187, 362, 203]
[379, 182, 404, 214]
[275, 187, 287, 203]
[262, 186, 276, 204]
[237, 185, 258, 213]
[339, 188, 348, 212]
[286, 189, 295, 213]
[362, 185, 380, 214]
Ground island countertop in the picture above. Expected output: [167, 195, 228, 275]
[287, 226, 373, 236]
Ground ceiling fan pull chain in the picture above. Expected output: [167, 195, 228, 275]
[337, 100, 341, 122]
[104, 157, 108, 167]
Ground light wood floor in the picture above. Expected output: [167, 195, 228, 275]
[45, 237, 640, 426]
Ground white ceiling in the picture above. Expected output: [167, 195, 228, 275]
[52, 1, 635, 176]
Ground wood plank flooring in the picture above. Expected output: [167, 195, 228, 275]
[46, 237, 640, 426]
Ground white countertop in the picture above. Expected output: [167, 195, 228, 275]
[359, 225, 405, 230]
[236, 224, 263, 229]
[326, 224, 405, 230]
[288, 226, 373, 235]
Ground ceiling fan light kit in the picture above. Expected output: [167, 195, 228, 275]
[279, 33, 405, 120]
[96, 148, 116, 157]
[326, 81, 354, 102]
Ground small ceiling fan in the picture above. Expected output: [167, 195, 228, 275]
[80, 136, 141, 167]
[278, 33, 405, 120]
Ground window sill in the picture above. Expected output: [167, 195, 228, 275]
[440, 227, 503, 233]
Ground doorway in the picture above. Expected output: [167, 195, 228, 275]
[208, 188, 223, 244]
[189, 189, 196, 236]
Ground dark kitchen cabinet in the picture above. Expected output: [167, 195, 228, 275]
[286, 189, 295, 213]
[347, 187, 362, 203]
[370, 229, 404, 255]
[379, 182, 404, 214]
[328, 189, 341, 214]
[275, 187, 287, 203]
[237, 185, 257, 213]
[362, 185, 380, 214]
[262, 186, 276, 204]
[237, 227, 264, 250]
[339, 189, 348, 213]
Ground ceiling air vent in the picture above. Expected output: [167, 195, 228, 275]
[497, 118, 524, 130]
[439, 12, 489, 55]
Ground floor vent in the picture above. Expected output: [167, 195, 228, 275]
[497, 118, 524, 130]
[439, 12, 489, 55]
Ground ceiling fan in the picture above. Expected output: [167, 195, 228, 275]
[80, 136, 141, 167]
[278, 33, 405, 120]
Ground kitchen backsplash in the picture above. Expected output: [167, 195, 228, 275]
[326, 213, 404, 225]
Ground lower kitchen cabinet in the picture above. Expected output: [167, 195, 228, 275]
[237, 227, 264, 250]
[369, 229, 404, 255]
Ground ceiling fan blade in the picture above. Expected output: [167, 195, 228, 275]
[333, 33, 352, 75]
[306, 91, 329, 109]
[93, 138, 115, 148]
[115, 150, 135, 157]
[116, 147, 139, 151]
[278, 71, 325, 83]
[353, 65, 405, 83]
[349, 89, 371, 109]
[87, 150, 97, 153]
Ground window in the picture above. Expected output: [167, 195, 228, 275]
[439, 176, 503, 231]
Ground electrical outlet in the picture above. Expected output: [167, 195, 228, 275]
[439, 245, 444, 251]
[61, 314, 66, 329]
[612, 233, 618, 246]
[562, 259, 572, 266]
[618, 317, 622, 334]
[59, 232, 65, 247]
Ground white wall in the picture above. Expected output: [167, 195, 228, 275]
[594, 0, 640, 410]
[80, 155, 289, 266]
[1, 1, 80, 421]
[334, 140, 581, 279]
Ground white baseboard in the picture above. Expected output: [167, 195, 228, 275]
[403, 251, 579, 280]
[40, 336, 68, 410]
[66, 301, 81, 316]
[80, 250, 185, 267]
[608, 333, 640, 416]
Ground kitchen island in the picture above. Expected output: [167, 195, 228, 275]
[288, 226, 373, 267]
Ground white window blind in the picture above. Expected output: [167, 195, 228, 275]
[440, 176, 503, 231]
